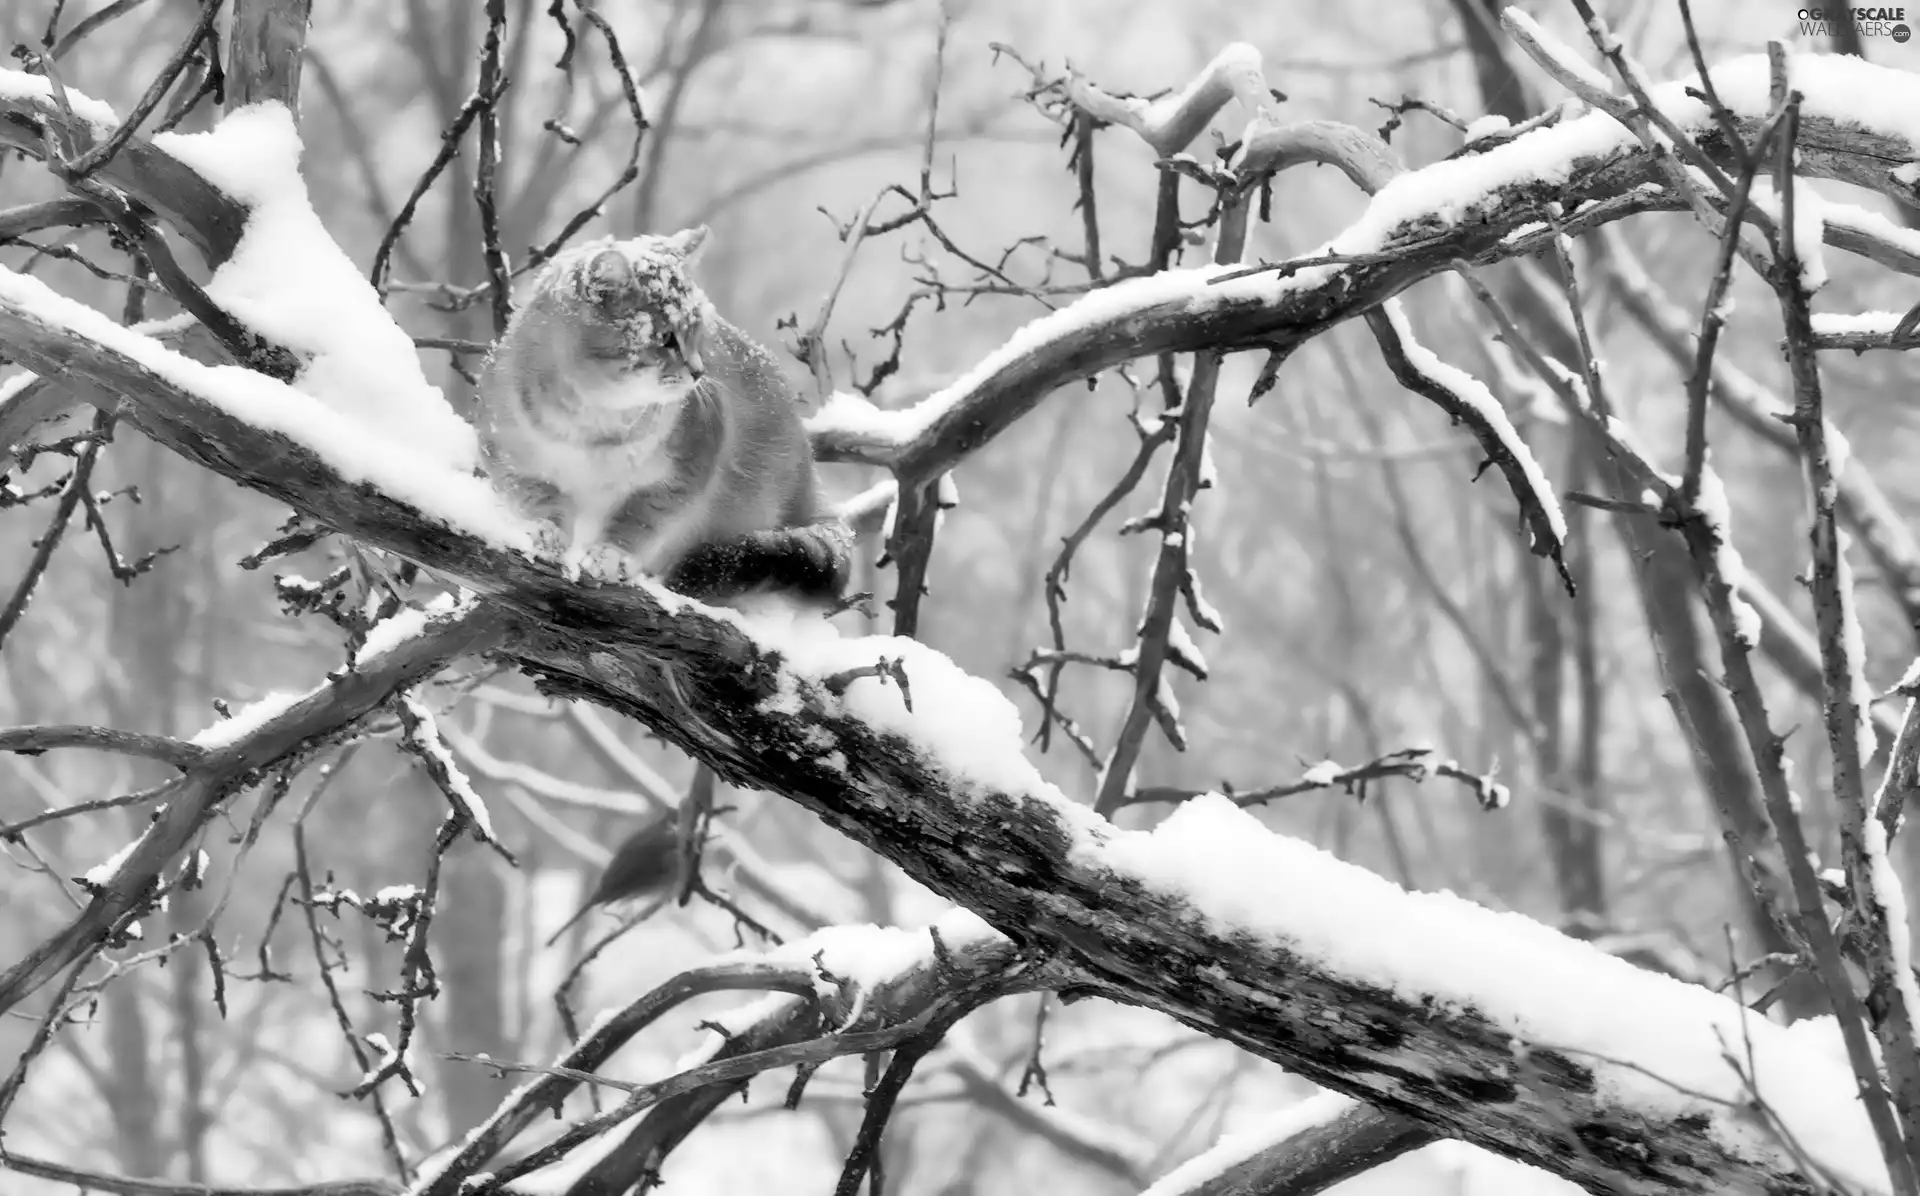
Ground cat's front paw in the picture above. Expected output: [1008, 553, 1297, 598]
[577, 542, 644, 585]
[532, 522, 570, 561]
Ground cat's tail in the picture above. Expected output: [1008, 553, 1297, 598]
[665, 519, 853, 608]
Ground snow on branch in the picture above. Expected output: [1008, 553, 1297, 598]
[148, 104, 481, 468]
[0, 266, 537, 562]
[507, 612, 1889, 1192]
[1368, 300, 1570, 587]
[807, 50, 1920, 491]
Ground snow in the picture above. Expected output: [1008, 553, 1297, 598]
[1165, 614, 1209, 677]
[1716, 52, 1920, 150]
[668, 991, 806, 1077]
[835, 478, 896, 529]
[0, 267, 536, 554]
[666, 909, 1001, 1077]
[1827, 420, 1852, 481]
[1788, 184, 1830, 294]
[1744, 178, 1829, 294]
[0, 67, 120, 127]
[151, 104, 480, 474]
[1811, 309, 1905, 335]
[1693, 468, 1763, 648]
[1184, 571, 1223, 632]
[1830, 535, 1881, 772]
[354, 592, 469, 666]
[399, 693, 498, 845]
[1141, 1092, 1353, 1196]
[1822, 198, 1920, 263]
[1300, 760, 1344, 786]
[1464, 114, 1513, 143]
[83, 838, 140, 887]
[712, 907, 999, 997]
[805, 267, 1244, 453]
[733, 603, 1084, 802]
[1505, 10, 1618, 98]
[1866, 808, 1920, 1051]
[1100, 795, 1886, 1188]
[805, 390, 923, 446]
[190, 689, 308, 749]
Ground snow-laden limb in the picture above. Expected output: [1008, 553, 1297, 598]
[393, 692, 509, 858]
[808, 51, 1920, 493]
[151, 105, 480, 471]
[0, 599, 508, 1016]
[0, 69, 119, 128]
[0, 267, 536, 558]
[508, 600, 1891, 1191]
[1366, 300, 1569, 586]
[1810, 308, 1920, 351]
[0, 75, 475, 474]
[408, 914, 1042, 1196]
[1822, 198, 1920, 276]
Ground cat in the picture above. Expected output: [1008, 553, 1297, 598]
[475, 226, 849, 605]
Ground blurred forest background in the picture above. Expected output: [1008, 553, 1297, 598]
[4, 0, 1919, 1192]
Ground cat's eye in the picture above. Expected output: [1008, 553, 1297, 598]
[583, 329, 627, 360]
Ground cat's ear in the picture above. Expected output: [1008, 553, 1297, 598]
[665, 225, 710, 266]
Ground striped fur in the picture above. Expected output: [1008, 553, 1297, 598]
[476, 229, 847, 602]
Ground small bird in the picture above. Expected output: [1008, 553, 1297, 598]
[544, 814, 681, 947]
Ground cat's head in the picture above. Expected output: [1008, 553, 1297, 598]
[535, 227, 716, 404]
